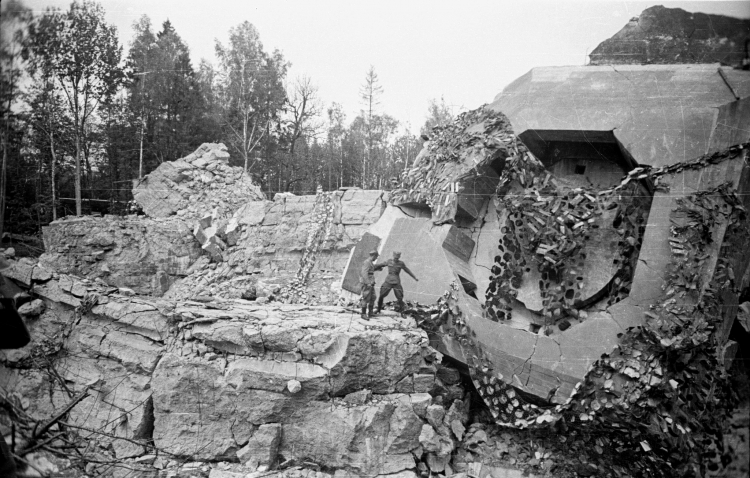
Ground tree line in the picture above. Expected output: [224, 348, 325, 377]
[0, 0, 455, 237]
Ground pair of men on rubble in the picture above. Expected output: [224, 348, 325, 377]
[359, 250, 418, 319]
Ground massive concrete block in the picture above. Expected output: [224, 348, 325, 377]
[491, 64, 750, 169]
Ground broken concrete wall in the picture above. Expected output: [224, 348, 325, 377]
[166, 189, 388, 302]
[38, 216, 201, 296]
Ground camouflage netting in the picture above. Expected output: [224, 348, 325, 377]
[407, 143, 750, 477]
[279, 190, 336, 303]
[487, 152, 651, 326]
[391, 106, 522, 224]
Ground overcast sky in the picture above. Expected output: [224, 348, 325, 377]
[21, 0, 750, 131]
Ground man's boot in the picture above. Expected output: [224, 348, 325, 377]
[361, 306, 368, 320]
[368, 303, 376, 318]
[396, 300, 405, 314]
[375, 297, 383, 314]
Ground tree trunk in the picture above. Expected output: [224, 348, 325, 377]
[0, 139, 6, 239]
[49, 129, 57, 221]
[75, 133, 82, 216]
[139, 110, 144, 179]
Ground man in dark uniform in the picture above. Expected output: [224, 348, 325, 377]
[359, 250, 385, 319]
[376, 251, 418, 313]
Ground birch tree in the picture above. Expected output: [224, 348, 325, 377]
[0, 0, 31, 237]
[26, 0, 123, 216]
[215, 22, 287, 172]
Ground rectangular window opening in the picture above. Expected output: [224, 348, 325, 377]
[574, 164, 587, 175]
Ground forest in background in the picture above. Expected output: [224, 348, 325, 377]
[0, 0, 455, 237]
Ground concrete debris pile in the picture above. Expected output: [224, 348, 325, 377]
[166, 188, 387, 303]
[1, 261, 478, 477]
[38, 215, 201, 296]
[132, 143, 265, 222]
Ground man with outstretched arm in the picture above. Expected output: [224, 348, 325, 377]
[376, 251, 418, 314]
[359, 250, 385, 319]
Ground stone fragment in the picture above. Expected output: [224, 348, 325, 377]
[394, 375, 414, 393]
[118, 287, 135, 296]
[450, 419, 465, 441]
[31, 266, 53, 283]
[3, 258, 33, 286]
[410, 393, 432, 418]
[425, 404, 446, 430]
[343, 389, 371, 405]
[382, 454, 417, 474]
[70, 282, 87, 297]
[236, 423, 281, 467]
[287, 379, 302, 394]
[436, 365, 461, 385]
[426, 452, 450, 472]
[387, 396, 425, 454]
[419, 424, 440, 453]
[18, 299, 45, 317]
[203, 241, 224, 262]
[413, 373, 435, 393]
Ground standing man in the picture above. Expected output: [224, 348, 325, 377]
[360, 250, 385, 319]
[376, 251, 418, 314]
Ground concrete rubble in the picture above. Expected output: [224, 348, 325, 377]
[169, 188, 388, 302]
[132, 143, 265, 222]
[0, 261, 473, 476]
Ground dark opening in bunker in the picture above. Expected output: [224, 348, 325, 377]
[518, 130, 638, 189]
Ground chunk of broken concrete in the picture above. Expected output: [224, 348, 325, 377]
[18, 299, 45, 317]
[343, 389, 372, 405]
[287, 379, 302, 394]
[410, 393, 432, 418]
[31, 266, 53, 283]
[236, 423, 281, 467]
[425, 404, 446, 430]
[450, 419, 465, 441]
[419, 424, 441, 453]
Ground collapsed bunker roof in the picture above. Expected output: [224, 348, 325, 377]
[348, 63, 750, 418]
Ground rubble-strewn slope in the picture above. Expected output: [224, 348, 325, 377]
[589, 6, 750, 66]
[1, 264, 471, 476]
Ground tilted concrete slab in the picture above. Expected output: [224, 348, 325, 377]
[376, 218, 462, 305]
